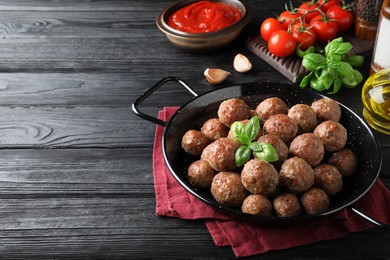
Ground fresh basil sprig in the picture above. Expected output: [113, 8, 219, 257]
[230, 116, 278, 167]
[299, 37, 364, 94]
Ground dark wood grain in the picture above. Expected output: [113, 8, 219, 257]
[0, 0, 387, 258]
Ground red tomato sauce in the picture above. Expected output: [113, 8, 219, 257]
[167, 1, 242, 33]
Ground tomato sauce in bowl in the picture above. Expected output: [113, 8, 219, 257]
[167, 0, 242, 33]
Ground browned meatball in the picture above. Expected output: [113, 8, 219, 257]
[263, 114, 298, 144]
[255, 97, 289, 122]
[201, 118, 229, 141]
[328, 149, 358, 177]
[289, 133, 324, 167]
[241, 158, 279, 196]
[257, 134, 288, 165]
[241, 194, 273, 217]
[181, 130, 211, 156]
[313, 120, 347, 152]
[187, 160, 216, 189]
[311, 98, 341, 123]
[273, 193, 301, 217]
[279, 157, 314, 194]
[217, 98, 252, 127]
[288, 104, 317, 133]
[211, 172, 249, 207]
[300, 187, 330, 215]
[201, 138, 240, 172]
[313, 164, 342, 196]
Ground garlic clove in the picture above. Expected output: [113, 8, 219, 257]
[233, 53, 252, 73]
[204, 68, 231, 85]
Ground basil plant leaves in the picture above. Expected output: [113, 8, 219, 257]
[230, 116, 278, 167]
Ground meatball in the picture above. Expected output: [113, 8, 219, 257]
[217, 98, 252, 127]
[255, 97, 289, 122]
[181, 130, 211, 156]
[313, 120, 347, 152]
[263, 114, 298, 144]
[273, 193, 301, 217]
[241, 194, 273, 217]
[313, 164, 343, 196]
[187, 160, 216, 189]
[311, 98, 341, 123]
[201, 118, 229, 141]
[257, 134, 288, 165]
[288, 104, 317, 133]
[201, 138, 240, 172]
[300, 187, 330, 215]
[279, 157, 314, 194]
[328, 149, 358, 177]
[211, 172, 249, 207]
[289, 133, 324, 167]
[241, 158, 279, 196]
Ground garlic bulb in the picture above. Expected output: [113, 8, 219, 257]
[204, 68, 231, 85]
[233, 53, 252, 73]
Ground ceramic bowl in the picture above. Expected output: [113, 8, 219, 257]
[156, 0, 253, 53]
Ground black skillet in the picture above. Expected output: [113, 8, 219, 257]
[133, 76, 389, 227]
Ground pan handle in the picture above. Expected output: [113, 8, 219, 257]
[350, 207, 390, 230]
[132, 76, 199, 126]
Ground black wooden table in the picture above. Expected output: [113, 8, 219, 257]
[0, 0, 388, 258]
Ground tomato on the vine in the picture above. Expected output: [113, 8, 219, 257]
[310, 15, 338, 43]
[291, 21, 316, 50]
[260, 17, 285, 41]
[298, 2, 321, 23]
[268, 30, 296, 57]
[318, 0, 340, 12]
[326, 5, 354, 32]
[278, 10, 300, 30]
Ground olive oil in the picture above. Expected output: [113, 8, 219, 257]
[362, 68, 390, 135]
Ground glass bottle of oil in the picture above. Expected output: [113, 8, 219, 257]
[362, 68, 390, 135]
[370, 0, 390, 73]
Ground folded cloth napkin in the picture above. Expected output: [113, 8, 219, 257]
[153, 107, 390, 257]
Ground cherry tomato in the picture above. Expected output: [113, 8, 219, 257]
[278, 10, 300, 30]
[268, 30, 296, 58]
[298, 2, 321, 23]
[291, 21, 316, 50]
[260, 17, 285, 41]
[326, 5, 354, 32]
[318, 0, 340, 12]
[310, 15, 338, 43]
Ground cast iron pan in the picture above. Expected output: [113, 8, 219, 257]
[133, 76, 389, 227]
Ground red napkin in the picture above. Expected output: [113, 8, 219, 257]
[153, 107, 390, 257]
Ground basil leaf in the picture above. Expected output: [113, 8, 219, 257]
[341, 74, 358, 87]
[245, 116, 260, 142]
[249, 141, 262, 152]
[327, 53, 343, 62]
[325, 37, 343, 56]
[235, 145, 251, 167]
[336, 61, 354, 78]
[329, 78, 342, 94]
[344, 70, 363, 88]
[300, 72, 313, 88]
[296, 45, 315, 58]
[253, 143, 279, 162]
[310, 76, 327, 92]
[334, 42, 353, 55]
[318, 66, 336, 90]
[230, 121, 246, 143]
[302, 53, 326, 71]
[345, 55, 364, 67]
